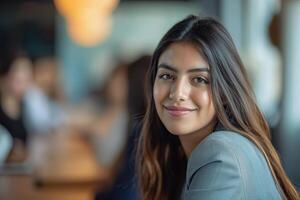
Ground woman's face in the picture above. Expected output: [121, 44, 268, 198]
[153, 41, 217, 138]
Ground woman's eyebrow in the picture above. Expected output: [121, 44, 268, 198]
[158, 63, 210, 73]
[158, 63, 177, 72]
[187, 68, 210, 73]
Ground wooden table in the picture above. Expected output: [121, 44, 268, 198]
[0, 176, 97, 200]
[0, 128, 111, 200]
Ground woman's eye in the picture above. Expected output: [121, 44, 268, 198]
[192, 77, 209, 84]
[159, 74, 173, 80]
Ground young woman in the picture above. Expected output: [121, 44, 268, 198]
[137, 15, 299, 200]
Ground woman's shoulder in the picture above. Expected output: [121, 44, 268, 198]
[205, 130, 252, 146]
[190, 130, 256, 160]
[186, 130, 282, 200]
[192, 130, 260, 157]
[187, 130, 249, 177]
[188, 130, 267, 173]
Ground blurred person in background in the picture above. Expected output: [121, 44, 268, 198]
[89, 61, 129, 167]
[94, 55, 150, 200]
[64, 54, 149, 199]
[67, 55, 150, 200]
[0, 48, 33, 163]
[24, 56, 66, 134]
[67, 60, 130, 167]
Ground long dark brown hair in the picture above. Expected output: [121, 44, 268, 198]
[137, 15, 299, 200]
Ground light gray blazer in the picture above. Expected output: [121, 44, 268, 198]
[183, 131, 283, 200]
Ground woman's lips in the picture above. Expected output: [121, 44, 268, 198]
[163, 105, 196, 117]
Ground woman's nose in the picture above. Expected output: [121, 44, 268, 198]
[169, 78, 189, 102]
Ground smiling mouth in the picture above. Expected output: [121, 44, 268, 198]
[163, 105, 197, 117]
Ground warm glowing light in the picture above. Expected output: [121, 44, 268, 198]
[68, 15, 112, 47]
[54, 0, 119, 46]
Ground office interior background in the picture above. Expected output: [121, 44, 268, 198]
[0, 0, 299, 199]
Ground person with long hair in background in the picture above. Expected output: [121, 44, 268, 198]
[137, 15, 299, 200]
[94, 55, 150, 200]
[0, 49, 32, 163]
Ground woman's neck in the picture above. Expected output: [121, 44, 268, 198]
[179, 121, 217, 157]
